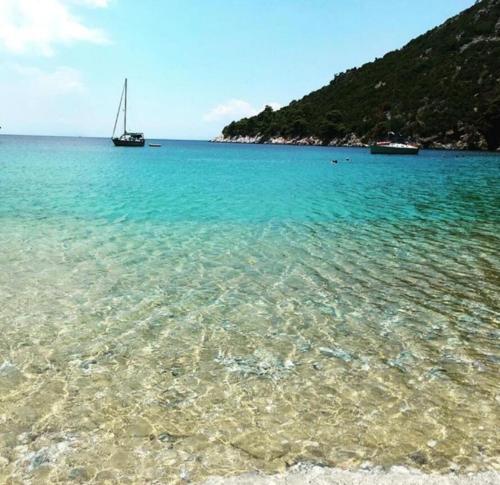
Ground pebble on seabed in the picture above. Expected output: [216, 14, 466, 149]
[409, 451, 428, 465]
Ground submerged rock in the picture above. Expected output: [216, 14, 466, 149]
[426, 367, 449, 381]
[409, 451, 428, 465]
[68, 467, 90, 482]
[231, 431, 291, 461]
[125, 419, 153, 438]
[158, 432, 178, 443]
[79, 359, 97, 371]
[27, 450, 50, 471]
[386, 351, 416, 373]
[0, 361, 25, 391]
[319, 347, 353, 362]
[22, 436, 77, 474]
[215, 349, 294, 380]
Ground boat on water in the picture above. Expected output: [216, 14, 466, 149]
[112, 78, 145, 147]
[370, 141, 419, 155]
[149, 143, 162, 147]
[370, 132, 419, 155]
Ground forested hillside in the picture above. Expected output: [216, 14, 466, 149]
[220, 0, 500, 150]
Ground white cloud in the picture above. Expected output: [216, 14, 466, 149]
[73, 0, 110, 7]
[266, 101, 282, 112]
[204, 99, 256, 122]
[12, 64, 85, 94]
[0, 0, 110, 56]
[203, 99, 281, 123]
[0, 63, 92, 135]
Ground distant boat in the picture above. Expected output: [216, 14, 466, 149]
[112, 78, 145, 147]
[370, 133, 419, 155]
[370, 141, 419, 155]
[149, 143, 161, 147]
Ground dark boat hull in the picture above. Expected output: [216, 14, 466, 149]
[370, 145, 419, 155]
[113, 138, 145, 147]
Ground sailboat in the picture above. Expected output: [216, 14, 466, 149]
[112, 78, 145, 147]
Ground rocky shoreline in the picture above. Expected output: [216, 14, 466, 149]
[203, 464, 500, 485]
[212, 131, 497, 151]
[212, 133, 367, 148]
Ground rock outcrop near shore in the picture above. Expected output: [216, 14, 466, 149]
[212, 133, 367, 147]
[219, 0, 500, 151]
[213, 131, 492, 150]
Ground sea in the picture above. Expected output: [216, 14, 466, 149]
[0, 135, 499, 483]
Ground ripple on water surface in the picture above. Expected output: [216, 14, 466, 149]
[0, 138, 499, 483]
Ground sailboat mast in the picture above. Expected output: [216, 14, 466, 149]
[112, 80, 125, 139]
[124, 78, 127, 134]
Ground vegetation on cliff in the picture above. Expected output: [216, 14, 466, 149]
[222, 0, 500, 150]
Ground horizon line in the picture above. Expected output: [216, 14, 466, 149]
[0, 133, 211, 142]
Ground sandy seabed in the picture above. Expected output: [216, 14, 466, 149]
[203, 464, 499, 485]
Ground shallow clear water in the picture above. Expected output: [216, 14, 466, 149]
[0, 136, 499, 483]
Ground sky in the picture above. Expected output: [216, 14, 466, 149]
[0, 0, 477, 140]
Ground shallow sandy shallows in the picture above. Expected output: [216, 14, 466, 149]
[1, 141, 499, 483]
[203, 465, 499, 485]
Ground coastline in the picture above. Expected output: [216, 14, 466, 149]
[204, 465, 500, 485]
[212, 133, 499, 151]
[212, 133, 366, 148]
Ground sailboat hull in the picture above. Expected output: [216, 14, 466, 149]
[112, 137, 145, 147]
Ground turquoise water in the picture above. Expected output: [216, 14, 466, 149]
[2, 136, 498, 224]
[0, 135, 499, 483]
